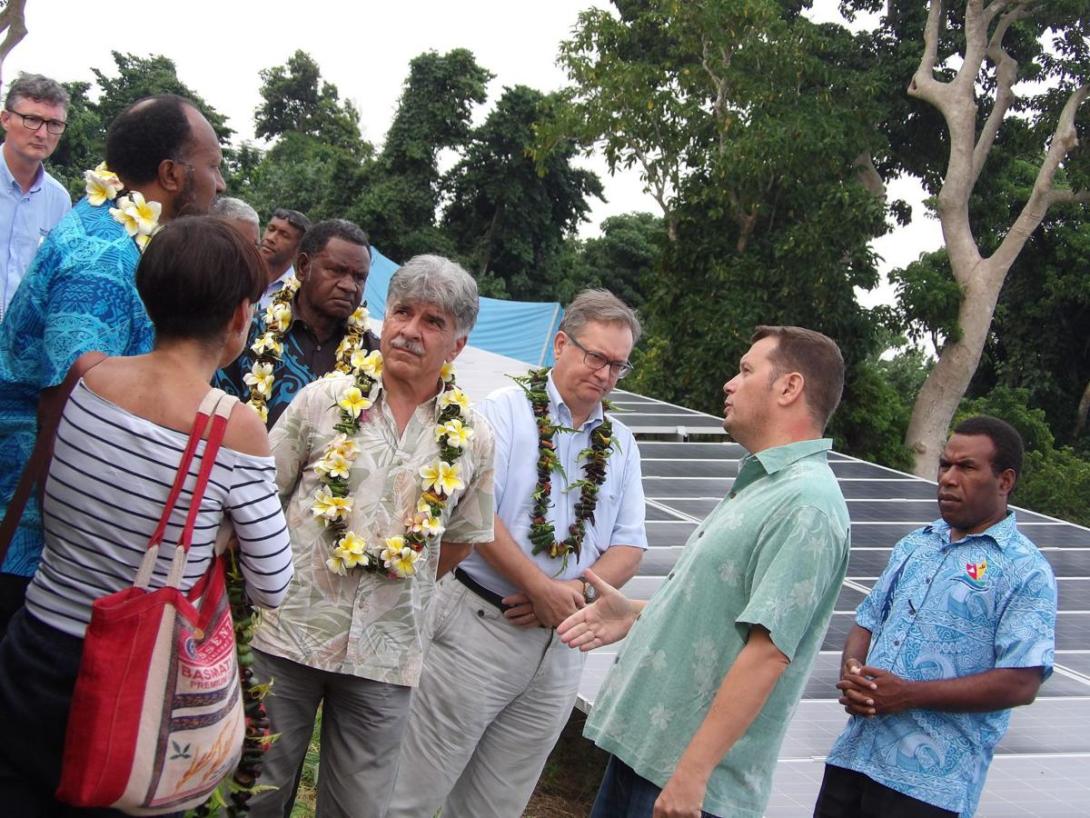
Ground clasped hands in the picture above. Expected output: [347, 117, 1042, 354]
[837, 659, 912, 717]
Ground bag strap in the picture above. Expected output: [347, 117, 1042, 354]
[134, 390, 239, 589]
[0, 351, 108, 565]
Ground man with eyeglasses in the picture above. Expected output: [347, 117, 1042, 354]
[0, 74, 71, 322]
[389, 289, 647, 818]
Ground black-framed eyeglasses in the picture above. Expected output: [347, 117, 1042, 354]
[565, 332, 633, 378]
[5, 109, 67, 135]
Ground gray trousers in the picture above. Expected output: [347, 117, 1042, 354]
[387, 579, 583, 818]
[248, 649, 412, 818]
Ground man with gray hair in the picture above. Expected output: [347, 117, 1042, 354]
[0, 73, 71, 321]
[248, 254, 495, 818]
[211, 195, 260, 247]
[389, 289, 647, 818]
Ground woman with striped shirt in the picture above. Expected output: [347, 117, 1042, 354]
[0, 215, 295, 815]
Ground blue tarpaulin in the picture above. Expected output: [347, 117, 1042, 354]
[364, 248, 562, 366]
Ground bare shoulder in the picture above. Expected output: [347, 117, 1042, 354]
[222, 401, 272, 458]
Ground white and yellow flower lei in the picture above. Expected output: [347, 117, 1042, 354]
[313, 358, 474, 579]
[84, 163, 162, 252]
[242, 277, 372, 423]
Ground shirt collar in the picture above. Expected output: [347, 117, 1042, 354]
[0, 146, 44, 193]
[927, 510, 1020, 551]
[749, 437, 833, 476]
[546, 370, 604, 431]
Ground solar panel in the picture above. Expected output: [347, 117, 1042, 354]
[577, 387, 1090, 817]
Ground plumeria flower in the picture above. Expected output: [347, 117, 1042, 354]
[268, 302, 292, 333]
[353, 350, 383, 379]
[326, 553, 348, 576]
[134, 232, 153, 252]
[84, 163, 123, 206]
[109, 195, 139, 236]
[381, 537, 421, 578]
[328, 433, 361, 462]
[316, 452, 352, 480]
[283, 276, 301, 298]
[347, 306, 369, 329]
[244, 362, 275, 397]
[335, 532, 369, 569]
[338, 386, 373, 418]
[335, 336, 355, 358]
[125, 191, 162, 236]
[439, 361, 455, 383]
[412, 513, 445, 539]
[245, 399, 268, 423]
[420, 460, 464, 496]
[438, 387, 471, 412]
[251, 332, 283, 357]
[437, 418, 473, 448]
[311, 489, 353, 523]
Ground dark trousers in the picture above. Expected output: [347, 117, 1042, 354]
[591, 755, 721, 818]
[0, 607, 132, 817]
[0, 572, 31, 641]
[813, 764, 958, 818]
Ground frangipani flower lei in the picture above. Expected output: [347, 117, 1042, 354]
[314, 361, 473, 579]
[242, 276, 373, 423]
[83, 163, 162, 252]
[513, 367, 614, 566]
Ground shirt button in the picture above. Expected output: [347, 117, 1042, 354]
[667, 572, 675, 580]
[926, 577, 932, 583]
[697, 531, 704, 538]
[728, 491, 736, 499]
[477, 609, 485, 617]
[893, 640, 900, 646]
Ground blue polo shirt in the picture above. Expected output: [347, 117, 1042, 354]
[826, 512, 1057, 816]
[0, 148, 71, 321]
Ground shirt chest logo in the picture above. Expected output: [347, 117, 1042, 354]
[957, 559, 988, 590]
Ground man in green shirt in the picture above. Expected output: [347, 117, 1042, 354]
[560, 325, 851, 818]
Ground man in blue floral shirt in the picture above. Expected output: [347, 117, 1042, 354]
[816, 415, 1057, 818]
[0, 95, 225, 635]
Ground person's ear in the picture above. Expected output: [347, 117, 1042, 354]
[157, 157, 188, 193]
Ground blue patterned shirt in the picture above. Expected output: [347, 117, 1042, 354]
[214, 311, 379, 429]
[826, 513, 1057, 816]
[0, 197, 154, 576]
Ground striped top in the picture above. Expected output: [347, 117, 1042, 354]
[25, 380, 295, 638]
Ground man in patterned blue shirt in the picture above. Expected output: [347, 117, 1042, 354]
[816, 415, 1057, 818]
[0, 94, 226, 635]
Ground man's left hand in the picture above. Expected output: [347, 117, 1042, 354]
[653, 765, 707, 818]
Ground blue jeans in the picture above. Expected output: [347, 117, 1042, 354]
[591, 755, 720, 818]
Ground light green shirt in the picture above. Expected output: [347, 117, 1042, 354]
[585, 438, 850, 818]
[255, 375, 495, 687]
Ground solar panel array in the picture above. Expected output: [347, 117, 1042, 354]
[576, 388, 1090, 817]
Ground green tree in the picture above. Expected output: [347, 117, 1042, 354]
[351, 49, 492, 261]
[254, 50, 365, 155]
[564, 212, 665, 309]
[555, 0, 893, 445]
[442, 85, 602, 300]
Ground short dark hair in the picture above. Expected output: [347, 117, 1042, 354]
[5, 73, 69, 109]
[271, 208, 312, 235]
[952, 415, 1024, 483]
[752, 325, 845, 430]
[105, 94, 197, 186]
[137, 216, 265, 342]
[299, 219, 369, 258]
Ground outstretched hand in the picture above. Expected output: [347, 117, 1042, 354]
[557, 569, 639, 651]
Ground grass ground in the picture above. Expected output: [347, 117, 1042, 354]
[287, 710, 603, 817]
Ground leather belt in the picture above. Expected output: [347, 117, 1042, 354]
[454, 568, 509, 612]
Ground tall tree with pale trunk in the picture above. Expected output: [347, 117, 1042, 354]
[902, 0, 1089, 476]
[0, 0, 28, 89]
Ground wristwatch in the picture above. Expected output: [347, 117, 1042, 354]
[579, 577, 597, 604]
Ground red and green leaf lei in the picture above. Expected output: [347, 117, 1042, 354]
[513, 367, 613, 564]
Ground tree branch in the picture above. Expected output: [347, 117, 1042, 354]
[971, 4, 1033, 185]
[0, 0, 29, 91]
[957, 1, 992, 93]
[908, 1, 948, 106]
[991, 81, 1090, 271]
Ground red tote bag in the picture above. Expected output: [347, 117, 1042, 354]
[56, 389, 245, 815]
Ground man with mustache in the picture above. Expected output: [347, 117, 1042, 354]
[389, 289, 647, 818]
[815, 415, 1057, 818]
[248, 255, 495, 818]
[0, 73, 71, 323]
[216, 218, 378, 428]
[559, 326, 850, 818]
[0, 94, 225, 635]
[258, 207, 310, 309]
